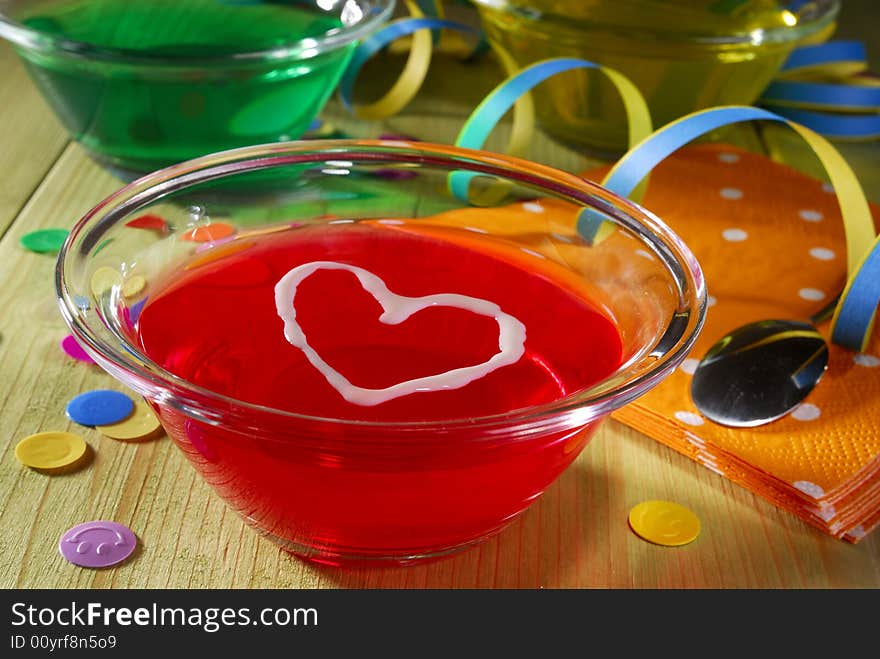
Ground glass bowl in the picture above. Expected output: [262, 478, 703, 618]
[56, 140, 705, 566]
[470, 0, 840, 157]
[0, 0, 394, 178]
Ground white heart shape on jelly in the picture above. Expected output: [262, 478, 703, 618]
[274, 261, 527, 406]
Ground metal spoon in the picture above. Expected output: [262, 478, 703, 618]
[690, 298, 837, 428]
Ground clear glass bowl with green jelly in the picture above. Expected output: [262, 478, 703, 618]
[0, 0, 395, 178]
[470, 0, 840, 157]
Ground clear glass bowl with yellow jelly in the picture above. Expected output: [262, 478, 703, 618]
[470, 0, 840, 156]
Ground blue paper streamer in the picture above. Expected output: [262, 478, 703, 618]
[581, 105, 878, 351]
[596, 107, 782, 201]
[761, 104, 880, 140]
[780, 41, 867, 72]
[832, 236, 880, 350]
[761, 79, 880, 111]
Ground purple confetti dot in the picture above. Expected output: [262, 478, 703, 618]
[372, 168, 419, 180]
[125, 297, 149, 326]
[59, 521, 137, 568]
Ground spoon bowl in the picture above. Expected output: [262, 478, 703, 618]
[691, 312, 830, 428]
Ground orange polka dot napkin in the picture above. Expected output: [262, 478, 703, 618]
[582, 143, 880, 542]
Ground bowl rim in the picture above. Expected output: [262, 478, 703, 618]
[0, 0, 396, 65]
[56, 139, 707, 434]
[469, 0, 841, 47]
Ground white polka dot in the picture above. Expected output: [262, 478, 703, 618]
[522, 202, 544, 214]
[722, 228, 748, 242]
[791, 403, 821, 421]
[847, 525, 866, 539]
[793, 480, 825, 498]
[679, 358, 699, 375]
[718, 152, 740, 164]
[809, 247, 836, 261]
[519, 247, 546, 259]
[720, 187, 743, 200]
[696, 451, 719, 468]
[816, 506, 837, 522]
[674, 411, 704, 426]
[854, 353, 880, 367]
[707, 295, 717, 307]
[798, 288, 825, 301]
[821, 182, 835, 194]
[799, 209, 824, 222]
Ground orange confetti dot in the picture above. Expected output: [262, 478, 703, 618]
[181, 222, 236, 243]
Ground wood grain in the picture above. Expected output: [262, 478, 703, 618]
[1, 30, 879, 590]
[0, 44, 69, 234]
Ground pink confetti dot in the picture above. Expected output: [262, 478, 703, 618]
[61, 334, 94, 364]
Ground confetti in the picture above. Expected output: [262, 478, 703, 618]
[181, 222, 236, 243]
[96, 399, 163, 441]
[628, 500, 701, 547]
[58, 521, 137, 568]
[60, 334, 95, 364]
[66, 389, 134, 427]
[121, 275, 147, 299]
[90, 266, 122, 298]
[15, 431, 88, 472]
[125, 213, 169, 234]
[20, 228, 69, 253]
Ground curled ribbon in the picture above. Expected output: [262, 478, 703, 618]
[761, 80, 880, 112]
[759, 40, 880, 141]
[756, 105, 880, 141]
[776, 40, 868, 79]
[337, 1, 485, 121]
[337, 6, 877, 350]
[587, 105, 878, 352]
[831, 234, 880, 351]
[450, 56, 653, 207]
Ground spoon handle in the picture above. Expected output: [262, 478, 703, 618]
[810, 294, 841, 325]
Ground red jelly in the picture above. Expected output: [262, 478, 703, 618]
[132, 222, 624, 562]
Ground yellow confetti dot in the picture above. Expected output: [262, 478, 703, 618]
[96, 399, 163, 441]
[628, 500, 701, 547]
[15, 431, 89, 472]
[121, 275, 147, 299]
[90, 266, 122, 297]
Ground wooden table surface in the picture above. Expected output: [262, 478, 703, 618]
[2, 8, 880, 589]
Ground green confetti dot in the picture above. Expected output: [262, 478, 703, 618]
[20, 228, 70, 253]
